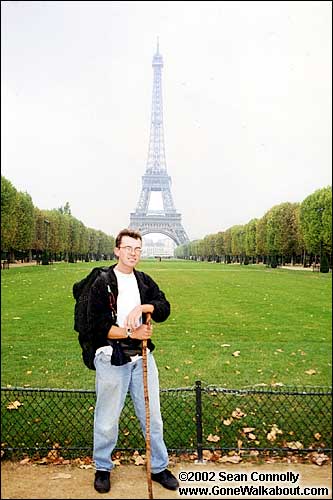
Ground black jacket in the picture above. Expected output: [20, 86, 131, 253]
[87, 264, 170, 354]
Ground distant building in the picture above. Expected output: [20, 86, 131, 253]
[142, 237, 176, 258]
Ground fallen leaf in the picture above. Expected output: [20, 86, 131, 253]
[219, 454, 242, 464]
[267, 425, 282, 442]
[314, 433, 321, 440]
[231, 408, 246, 419]
[232, 351, 240, 357]
[207, 434, 220, 442]
[202, 450, 213, 460]
[286, 441, 303, 450]
[250, 450, 259, 457]
[51, 473, 72, 480]
[19, 458, 30, 465]
[223, 418, 233, 426]
[7, 400, 23, 410]
[243, 427, 255, 434]
[134, 455, 145, 466]
[310, 453, 329, 466]
[305, 369, 317, 375]
[209, 451, 222, 462]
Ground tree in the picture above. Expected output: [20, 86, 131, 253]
[189, 240, 199, 260]
[68, 216, 82, 262]
[32, 208, 46, 256]
[245, 219, 258, 263]
[88, 228, 99, 260]
[300, 186, 332, 262]
[320, 253, 330, 273]
[266, 203, 301, 264]
[1, 176, 18, 255]
[231, 225, 245, 262]
[41, 209, 70, 260]
[215, 232, 224, 260]
[256, 214, 268, 261]
[224, 228, 232, 262]
[13, 191, 35, 257]
[79, 224, 89, 260]
[58, 202, 71, 215]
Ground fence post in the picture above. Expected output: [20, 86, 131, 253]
[195, 380, 204, 462]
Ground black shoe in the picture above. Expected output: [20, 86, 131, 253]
[151, 469, 179, 490]
[94, 470, 111, 493]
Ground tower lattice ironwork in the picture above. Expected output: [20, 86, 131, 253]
[129, 42, 189, 246]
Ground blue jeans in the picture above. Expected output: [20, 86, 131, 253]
[93, 349, 169, 473]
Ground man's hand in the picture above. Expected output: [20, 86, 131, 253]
[124, 305, 143, 330]
[124, 304, 154, 330]
[131, 323, 152, 340]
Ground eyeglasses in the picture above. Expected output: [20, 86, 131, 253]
[119, 246, 142, 254]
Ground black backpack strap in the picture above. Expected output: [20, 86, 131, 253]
[99, 268, 117, 323]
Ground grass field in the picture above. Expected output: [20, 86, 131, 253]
[1, 260, 332, 390]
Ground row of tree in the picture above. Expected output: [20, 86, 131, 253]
[175, 186, 332, 271]
[1, 176, 115, 263]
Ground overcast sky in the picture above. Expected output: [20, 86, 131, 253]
[1, 1, 332, 242]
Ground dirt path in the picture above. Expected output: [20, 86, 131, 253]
[1, 461, 332, 499]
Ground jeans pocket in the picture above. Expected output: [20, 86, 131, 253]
[94, 347, 113, 366]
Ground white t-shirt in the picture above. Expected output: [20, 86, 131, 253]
[114, 269, 142, 328]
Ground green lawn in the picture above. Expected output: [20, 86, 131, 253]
[1, 260, 332, 390]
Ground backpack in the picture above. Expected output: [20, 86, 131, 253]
[73, 266, 110, 370]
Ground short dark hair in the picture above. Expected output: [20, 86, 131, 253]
[115, 229, 142, 248]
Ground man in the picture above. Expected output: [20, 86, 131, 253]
[87, 228, 179, 493]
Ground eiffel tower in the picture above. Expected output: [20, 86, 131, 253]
[129, 42, 189, 246]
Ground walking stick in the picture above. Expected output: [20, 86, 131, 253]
[143, 312, 153, 499]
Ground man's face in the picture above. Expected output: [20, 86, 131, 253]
[114, 236, 142, 269]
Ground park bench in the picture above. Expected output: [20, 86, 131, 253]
[312, 263, 320, 272]
[1, 260, 10, 270]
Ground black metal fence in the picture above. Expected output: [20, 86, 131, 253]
[1, 382, 332, 459]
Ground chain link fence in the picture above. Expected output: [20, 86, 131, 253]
[1, 382, 331, 459]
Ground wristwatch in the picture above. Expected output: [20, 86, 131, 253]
[126, 328, 133, 338]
